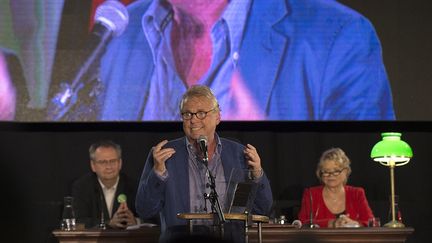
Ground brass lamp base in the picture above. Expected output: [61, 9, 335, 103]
[384, 220, 405, 228]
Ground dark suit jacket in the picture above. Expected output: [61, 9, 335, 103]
[71, 172, 138, 228]
[136, 136, 273, 232]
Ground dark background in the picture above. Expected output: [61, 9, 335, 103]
[338, 0, 432, 120]
[2, 0, 432, 242]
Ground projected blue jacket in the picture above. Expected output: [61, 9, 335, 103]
[135, 137, 273, 232]
[96, 0, 395, 120]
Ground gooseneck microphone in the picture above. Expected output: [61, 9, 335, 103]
[98, 188, 106, 229]
[47, 0, 129, 120]
[307, 188, 319, 228]
[309, 188, 314, 227]
[197, 135, 209, 165]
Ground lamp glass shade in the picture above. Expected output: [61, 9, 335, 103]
[370, 132, 413, 166]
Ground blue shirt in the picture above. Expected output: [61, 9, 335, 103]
[185, 136, 227, 214]
[96, 0, 395, 121]
[153, 135, 228, 225]
[140, 0, 252, 120]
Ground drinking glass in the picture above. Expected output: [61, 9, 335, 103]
[368, 217, 381, 227]
[61, 196, 76, 231]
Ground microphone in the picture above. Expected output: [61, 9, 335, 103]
[309, 188, 314, 227]
[306, 188, 319, 228]
[98, 188, 107, 229]
[117, 194, 128, 226]
[197, 135, 208, 164]
[117, 194, 127, 204]
[47, 0, 129, 120]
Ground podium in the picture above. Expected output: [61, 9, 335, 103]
[177, 213, 269, 243]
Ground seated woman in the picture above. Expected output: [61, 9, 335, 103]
[298, 148, 374, 227]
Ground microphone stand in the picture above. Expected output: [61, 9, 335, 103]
[202, 156, 226, 238]
[47, 73, 103, 121]
[99, 189, 107, 230]
[308, 188, 319, 228]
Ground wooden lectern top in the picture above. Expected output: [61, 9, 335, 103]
[177, 212, 269, 223]
[177, 213, 269, 243]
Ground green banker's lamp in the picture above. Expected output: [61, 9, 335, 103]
[370, 132, 413, 228]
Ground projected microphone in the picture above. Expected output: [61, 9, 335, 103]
[47, 0, 129, 120]
[198, 135, 209, 165]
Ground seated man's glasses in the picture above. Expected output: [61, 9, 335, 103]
[320, 168, 346, 177]
[93, 158, 119, 166]
[181, 107, 216, 120]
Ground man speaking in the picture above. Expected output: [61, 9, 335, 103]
[135, 85, 273, 242]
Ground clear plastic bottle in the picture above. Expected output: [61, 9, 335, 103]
[61, 196, 76, 231]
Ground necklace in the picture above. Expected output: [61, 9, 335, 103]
[328, 196, 338, 202]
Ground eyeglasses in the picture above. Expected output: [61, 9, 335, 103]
[320, 168, 346, 177]
[181, 108, 216, 120]
[93, 158, 119, 166]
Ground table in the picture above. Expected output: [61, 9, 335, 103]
[52, 227, 160, 243]
[248, 224, 414, 243]
[53, 224, 414, 243]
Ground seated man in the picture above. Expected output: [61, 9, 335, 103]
[72, 140, 139, 229]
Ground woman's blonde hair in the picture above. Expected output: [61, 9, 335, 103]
[315, 147, 352, 184]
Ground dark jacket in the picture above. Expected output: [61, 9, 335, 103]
[71, 172, 138, 228]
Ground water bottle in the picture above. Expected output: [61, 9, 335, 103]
[61, 196, 76, 231]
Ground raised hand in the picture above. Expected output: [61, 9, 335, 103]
[152, 140, 176, 175]
[244, 144, 263, 179]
